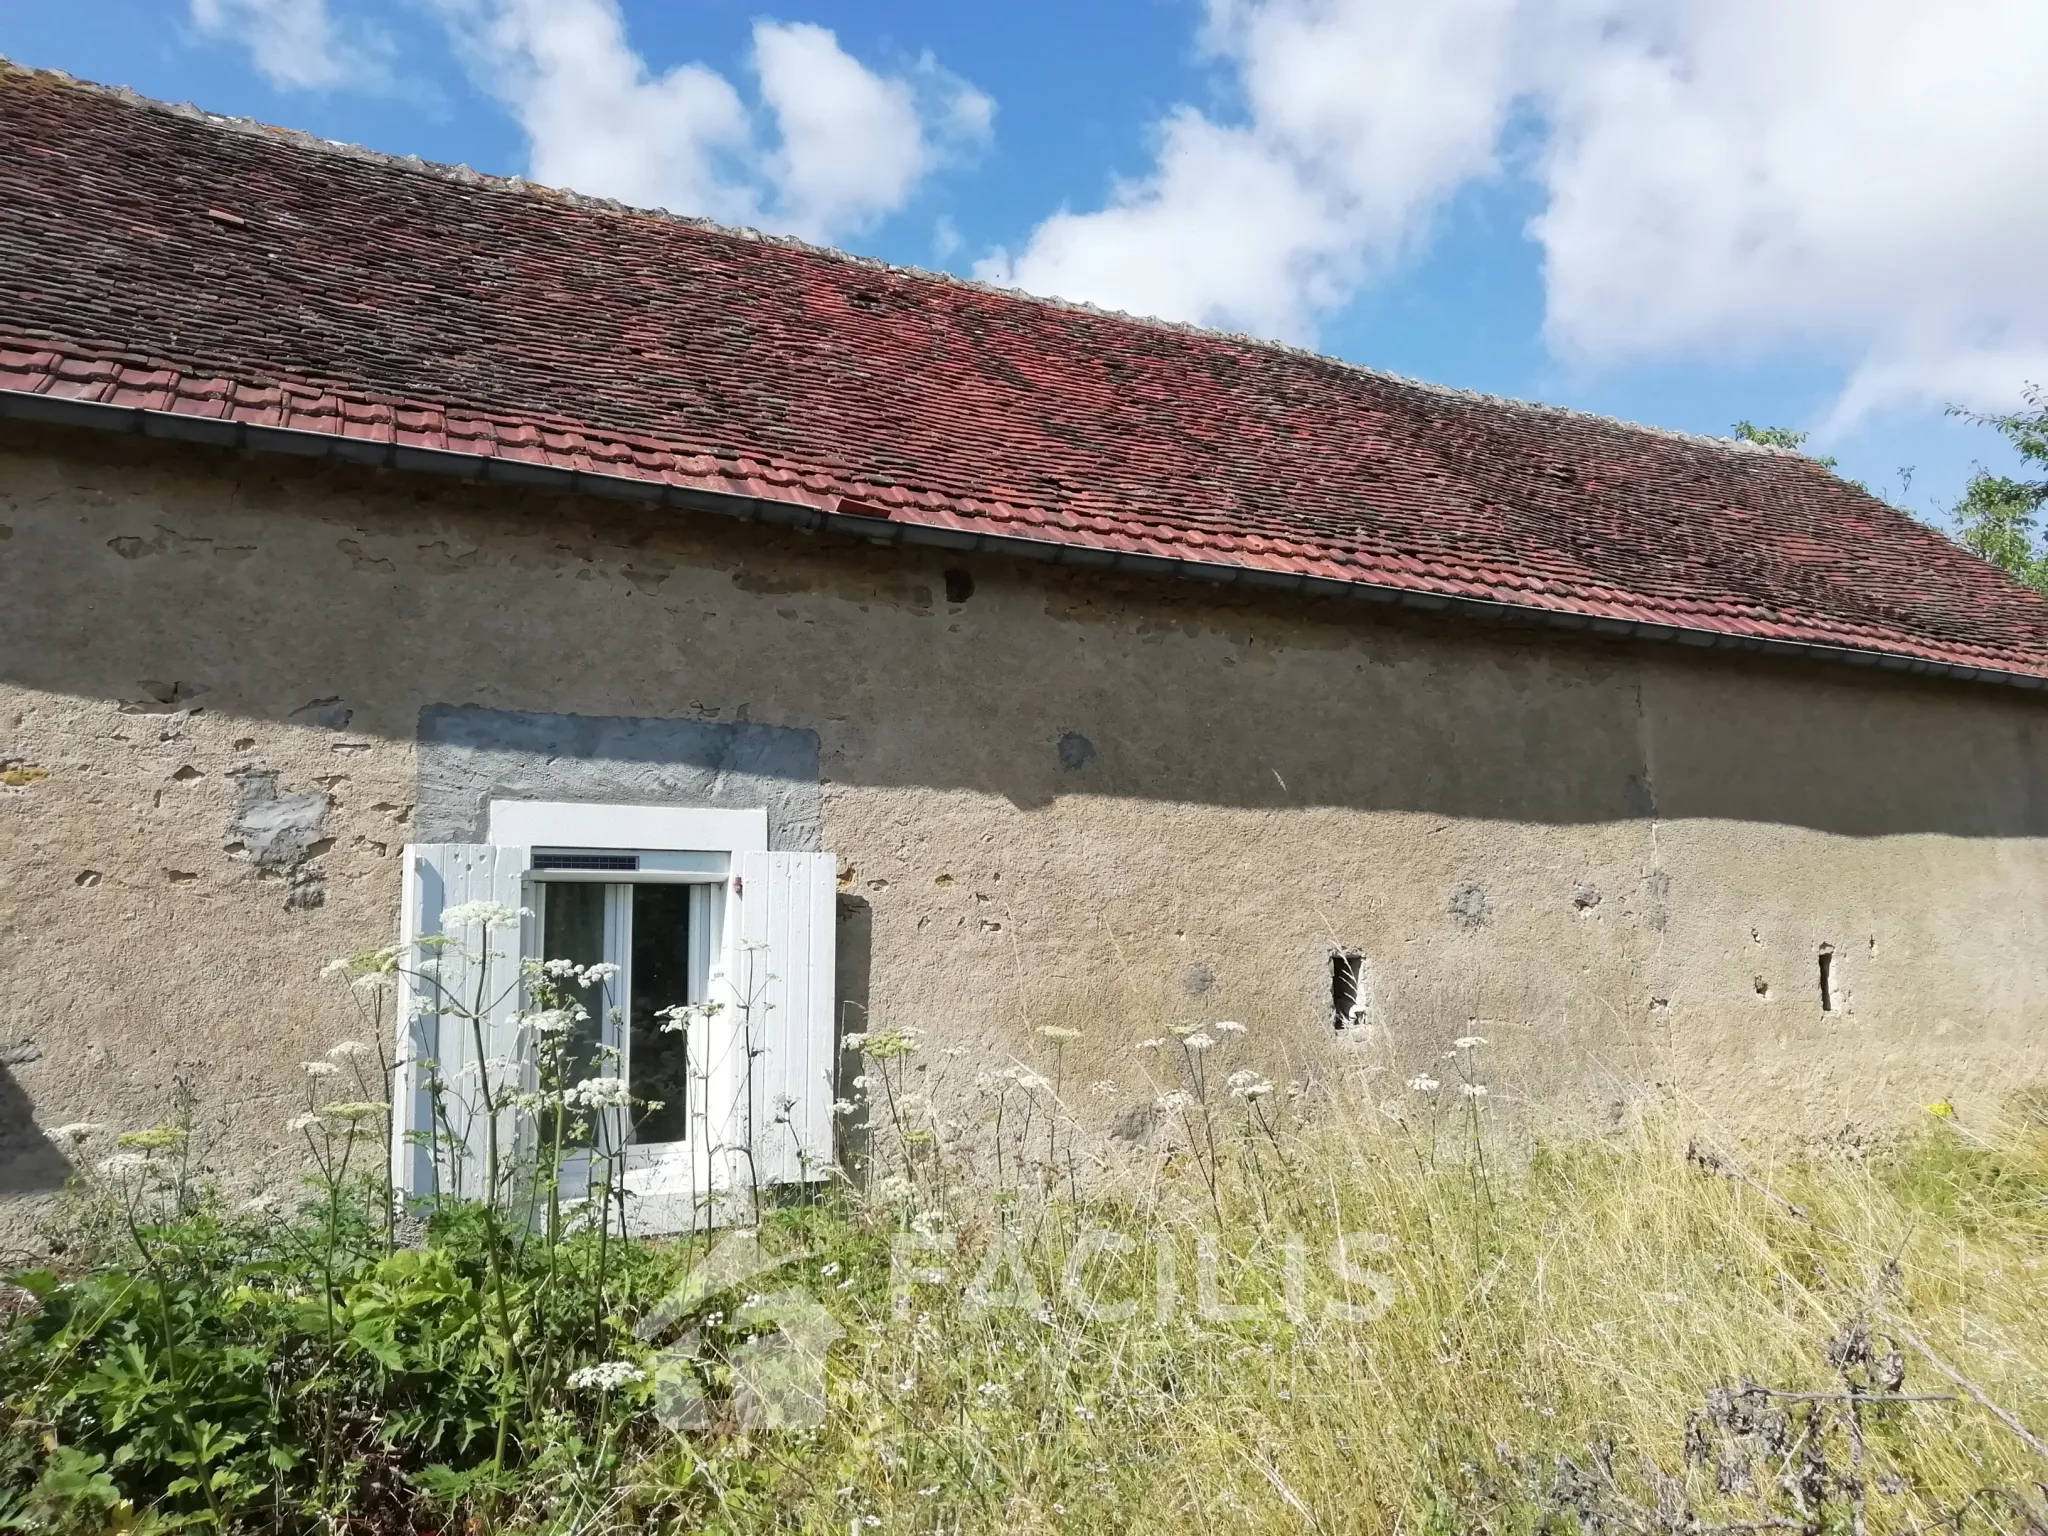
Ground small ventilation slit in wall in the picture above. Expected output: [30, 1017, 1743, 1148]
[1818, 944, 1836, 1012]
[1331, 950, 1366, 1031]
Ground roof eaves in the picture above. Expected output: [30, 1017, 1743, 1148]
[9, 383, 2046, 695]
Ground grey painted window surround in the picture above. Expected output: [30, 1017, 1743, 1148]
[415, 705, 823, 852]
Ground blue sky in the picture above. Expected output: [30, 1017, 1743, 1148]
[5, 0, 2043, 521]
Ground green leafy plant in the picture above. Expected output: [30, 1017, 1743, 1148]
[1733, 419, 1842, 470]
[1948, 386, 2048, 592]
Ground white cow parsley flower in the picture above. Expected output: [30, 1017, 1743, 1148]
[566, 1361, 645, 1391]
[527, 1006, 585, 1035]
[566, 1076, 632, 1110]
[439, 900, 528, 931]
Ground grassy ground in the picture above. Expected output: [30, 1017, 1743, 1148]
[4, 1049, 2046, 1533]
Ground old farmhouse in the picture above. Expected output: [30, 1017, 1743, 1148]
[4, 62, 2048, 1215]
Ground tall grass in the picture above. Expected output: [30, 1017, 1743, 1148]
[703, 1082, 2048, 1535]
[5, 1032, 2046, 1533]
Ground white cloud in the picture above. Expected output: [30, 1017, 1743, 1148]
[990, 0, 2048, 420]
[979, 115, 1346, 340]
[435, 0, 990, 243]
[189, 0, 390, 91]
[980, 0, 1523, 340]
[1534, 0, 2048, 422]
[438, 0, 754, 222]
[755, 21, 924, 239]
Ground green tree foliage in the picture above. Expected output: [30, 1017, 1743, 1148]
[1731, 420, 1840, 470]
[1948, 387, 2048, 593]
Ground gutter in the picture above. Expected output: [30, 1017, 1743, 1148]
[7, 385, 2044, 695]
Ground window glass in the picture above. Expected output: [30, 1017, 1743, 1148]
[540, 882, 608, 1095]
[630, 885, 695, 1144]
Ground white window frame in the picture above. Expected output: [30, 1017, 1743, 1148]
[488, 799, 767, 855]
[490, 800, 762, 1228]
[398, 801, 836, 1233]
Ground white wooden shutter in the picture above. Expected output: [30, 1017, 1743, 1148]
[720, 851, 838, 1189]
[393, 843, 531, 1201]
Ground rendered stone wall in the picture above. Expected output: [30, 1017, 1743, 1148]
[3, 420, 2046, 1205]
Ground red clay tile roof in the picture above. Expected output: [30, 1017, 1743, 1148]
[5, 59, 2047, 684]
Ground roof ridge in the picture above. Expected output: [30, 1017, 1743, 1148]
[0, 53, 1793, 466]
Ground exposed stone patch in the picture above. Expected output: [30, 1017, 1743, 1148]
[337, 537, 394, 573]
[1642, 870, 1672, 932]
[732, 566, 812, 596]
[621, 558, 674, 593]
[417, 540, 480, 573]
[106, 524, 254, 562]
[1448, 882, 1492, 930]
[289, 697, 354, 730]
[1572, 883, 1602, 912]
[1108, 1100, 1155, 1144]
[1057, 731, 1096, 771]
[228, 768, 332, 872]
[120, 680, 210, 715]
